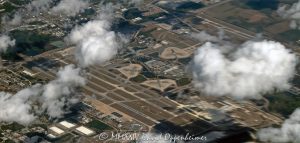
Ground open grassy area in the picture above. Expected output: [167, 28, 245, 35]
[56, 133, 75, 143]
[266, 91, 300, 117]
[130, 74, 147, 83]
[278, 29, 300, 42]
[9, 30, 58, 56]
[4, 139, 15, 143]
[205, 0, 300, 44]
[233, 0, 279, 11]
[9, 0, 31, 5]
[85, 119, 112, 133]
[225, 16, 265, 32]
[0, 2, 17, 13]
[123, 8, 143, 19]
[176, 1, 205, 12]
[50, 41, 65, 48]
[1, 122, 25, 132]
[176, 78, 191, 86]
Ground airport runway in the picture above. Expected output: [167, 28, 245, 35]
[26, 53, 213, 129]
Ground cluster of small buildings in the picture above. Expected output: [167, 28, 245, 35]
[142, 6, 163, 17]
[48, 121, 95, 138]
[0, 69, 31, 92]
[288, 86, 300, 95]
[177, 92, 282, 129]
[0, 0, 7, 12]
[145, 59, 185, 79]
[134, 34, 157, 50]
[0, 125, 46, 143]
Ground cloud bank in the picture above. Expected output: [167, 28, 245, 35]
[0, 65, 85, 125]
[0, 35, 15, 53]
[1, 13, 22, 27]
[68, 4, 123, 67]
[192, 40, 297, 99]
[26, 0, 53, 14]
[125, 0, 144, 6]
[40, 65, 86, 118]
[51, 0, 89, 16]
[191, 31, 219, 43]
[191, 31, 225, 43]
[257, 108, 300, 143]
[69, 20, 119, 67]
[277, 0, 300, 29]
[0, 85, 42, 125]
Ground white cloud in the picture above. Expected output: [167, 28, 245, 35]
[67, 4, 124, 67]
[277, 0, 300, 29]
[51, 0, 89, 16]
[0, 65, 85, 125]
[26, 0, 53, 14]
[68, 20, 119, 67]
[40, 64, 86, 118]
[191, 31, 219, 43]
[125, 0, 144, 6]
[0, 35, 15, 53]
[192, 40, 297, 99]
[0, 85, 42, 125]
[257, 108, 300, 143]
[1, 13, 22, 27]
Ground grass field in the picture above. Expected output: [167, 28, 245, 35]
[9, 0, 31, 5]
[266, 91, 300, 117]
[8, 30, 58, 57]
[278, 29, 300, 42]
[56, 133, 75, 143]
[0, 2, 17, 13]
[204, 0, 300, 44]
[176, 78, 191, 86]
[1, 123, 24, 132]
[130, 74, 147, 83]
[86, 119, 112, 133]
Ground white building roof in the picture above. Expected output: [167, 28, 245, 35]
[22, 70, 37, 77]
[47, 134, 56, 138]
[59, 121, 76, 129]
[76, 126, 94, 136]
[49, 126, 64, 135]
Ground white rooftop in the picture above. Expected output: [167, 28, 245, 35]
[76, 126, 94, 136]
[59, 121, 76, 129]
[49, 126, 64, 135]
[47, 134, 56, 138]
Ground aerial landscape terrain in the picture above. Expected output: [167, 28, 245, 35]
[1, 0, 300, 142]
